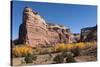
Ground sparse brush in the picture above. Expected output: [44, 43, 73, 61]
[66, 56, 76, 63]
[62, 51, 74, 58]
[53, 54, 64, 63]
[24, 54, 36, 63]
[24, 54, 33, 63]
[71, 46, 81, 57]
[54, 42, 95, 53]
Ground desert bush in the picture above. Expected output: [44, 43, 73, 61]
[53, 54, 64, 63]
[66, 56, 76, 63]
[24, 54, 33, 63]
[55, 43, 85, 52]
[54, 42, 96, 53]
[24, 54, 37, 63]
[61, 51, 68, 58]
[62, 51, 74, 58]
[71, 46, 81, 57]
[63, 51, 76, 63]
[12, 45, 33, 57]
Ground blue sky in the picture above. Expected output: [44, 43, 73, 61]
[12, 1, 97, 40]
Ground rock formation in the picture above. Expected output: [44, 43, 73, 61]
[72, 33, 80, 43]
[18, 7, 72, 48]
[80, 25, 97, 42]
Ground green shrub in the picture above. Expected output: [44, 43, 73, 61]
[62, 51, 74, 58]
[24, 54, 37, 63]
[71, 47, 80, 57]
[53, 54, 64, 63]
[61, 51, 76, 63]
[66, 56, 76, 63]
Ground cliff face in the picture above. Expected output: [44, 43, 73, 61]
[80, 25, 97, 42]
[18, 7, 72, 48]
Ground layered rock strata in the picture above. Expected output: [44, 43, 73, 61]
[18, 7, 72, 47]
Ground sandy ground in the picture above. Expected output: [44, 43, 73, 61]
[75, 56, 97, 62]
[12, 54, 97, 66]
[12, 53, 60, 66]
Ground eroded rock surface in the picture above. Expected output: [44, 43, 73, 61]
[18, 7, 72, 48]
[80, 25, 97, 42]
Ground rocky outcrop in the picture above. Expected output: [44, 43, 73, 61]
[72, 33, 80, 43]
[80, 25, 97, 42]
[18, 7, 72, 48]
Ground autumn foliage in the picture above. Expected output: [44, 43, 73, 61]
[12, 45, 33, 57]
[55, 42, 95, 52]
[12, 42, 96, 57]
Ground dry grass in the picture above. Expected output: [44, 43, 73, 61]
[55, 42, 96, 52]
[12, 45, 33, 57]
[12, 42, 96, 56]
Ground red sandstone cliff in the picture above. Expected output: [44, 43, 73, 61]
[18, 7, 72, 48]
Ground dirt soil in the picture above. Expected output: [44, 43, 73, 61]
[12, 54, 97, 66]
